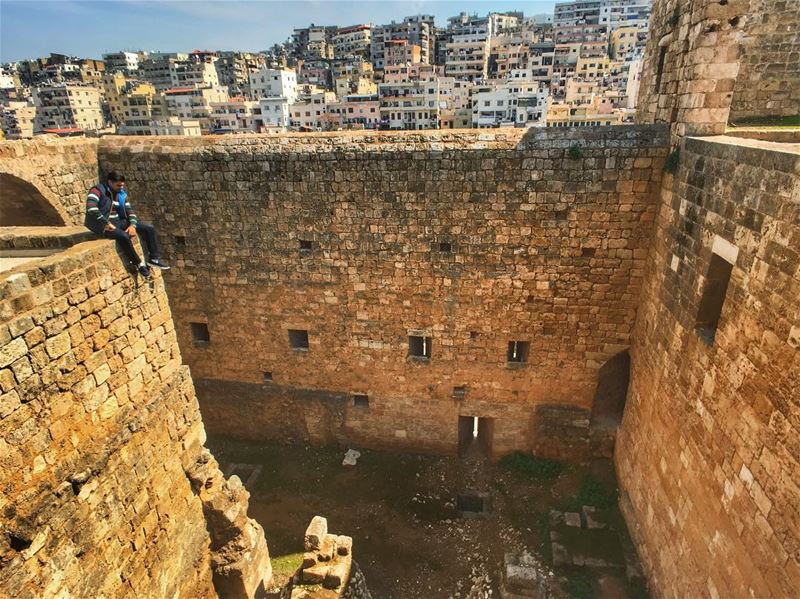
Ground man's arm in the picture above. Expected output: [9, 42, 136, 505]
[121, 190, 138, 235]
[86, 187, 114, 231]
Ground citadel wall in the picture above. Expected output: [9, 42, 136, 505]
[615, 135, 800, 597]
[0, 232, 272, 598]
[636, 0, 800, 139]
[98, 127, 669, 460]
[0, 138, 98, 226]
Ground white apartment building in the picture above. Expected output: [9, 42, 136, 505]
[553, 1, 602, 26]
[249, 68, 298, 102]
[332, 25, 372, 58]
[32, 83, 103, 133]
[446, 32, 492, 81]
[471, 71, 548, 128]
[103, 51, 140, 75]
[379, 64, 441, 130]
[599, 0, 651, 30]
[257, 97, 291, 129]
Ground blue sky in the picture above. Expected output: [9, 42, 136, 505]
[1, 0, 556, 63]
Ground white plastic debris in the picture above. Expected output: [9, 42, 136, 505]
[342, 448, 361, 467]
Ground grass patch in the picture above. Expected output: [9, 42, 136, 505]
[728, 115, 800, 128]
[500, 452, 565, 481]
[567, 143, 583, 159]
[271, 552, 304, 584]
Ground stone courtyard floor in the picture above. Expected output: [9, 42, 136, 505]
[207, 436, 649, 599]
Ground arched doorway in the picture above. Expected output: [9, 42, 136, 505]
[590, 350, 630, 429]
[0, 173, 65, 226]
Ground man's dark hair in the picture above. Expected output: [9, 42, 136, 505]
[106, 171, 125, 183]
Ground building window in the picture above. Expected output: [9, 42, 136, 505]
[438, 242, 452, 253]
[190, 322, 210, 345]
[353, 394, 369, 408]
[263, 371, 273, 383]
[452, 386, 467, 400]
[408, 335, 432, 360]
[299, 239, 313, 252]
[507, 340, 530, 363]
[695, 246, 736, 345]
[288, 329, 309, 350]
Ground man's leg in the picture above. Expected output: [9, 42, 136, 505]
[134, 222, 161, 260]
[103, 226, 141, 265]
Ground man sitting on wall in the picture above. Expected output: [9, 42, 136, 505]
[84, 171, 169, 277]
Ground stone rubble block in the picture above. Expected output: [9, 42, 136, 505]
[304, 515, 328, 551]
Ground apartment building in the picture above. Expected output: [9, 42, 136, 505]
[32, 83, 103, 133]
[385, 40, 422, 67]
[138, 53, 189, 92]
[379, 64, 440, 129]
[215, 52, 264, 96]
[289, 91, 336, 129]
[102, 51, 140, 75]
[371, 17, 434, 70]
[326, 94, 381, 128]
[546, 95, 622, 126]
[150, 117, 201, 136]
[437, 78, 473, 128]
[332, 25, 372, 58]
[119, 89, 167, 135]
[598, 0, 651, 30]
[170, 59, 220, 89]
[0, 101, 35, 139]
[249, 68, 298, 102]
[471, 70, 548, 128]
[209, 98, 261, 133]
[553, 1, 602, 26]
[609, 26, 648, 59]
[164, 85, 228, 131]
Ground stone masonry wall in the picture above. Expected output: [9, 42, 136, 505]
[728, 0, 800, 122]
[0, 235, 271, 598]
[0, 137, 99, 227]
[615, 136, 800, 598]
[98, 127, 668, 460]
[637, 0, 800, 138]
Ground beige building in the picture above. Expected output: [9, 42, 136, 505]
[546, 96, 622, 127]
[384, 40, 422, 66]
[332, 24, 372, 58]
[150, 116, 201, 136]
[119, 88, 167, 135]
[0, 101, 36, 139]
[32, 83, 103, 133]
[379, 63, 441, 129]
[610, 26, 647, 60]
[164, 86, 229, 132]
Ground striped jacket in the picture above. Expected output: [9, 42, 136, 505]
[84, 183, 138, 234]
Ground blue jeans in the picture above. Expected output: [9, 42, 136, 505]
[101, 220, 161, 265]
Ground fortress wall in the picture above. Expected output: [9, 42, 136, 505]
[615, 136, 800, 598]
[729, 0, 800, 123]
[99, 127, 668, 459]
[0, 236, 271, 598]
[0, 138, 99, 226]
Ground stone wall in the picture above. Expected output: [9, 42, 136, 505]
[0, 233, 271, 598]
[98, 127, 668, 460]
[637, 0, 800, 138]
[0, 137, 98, 226]
[729, 0, 800, 122]
[615, 135, 800, 598]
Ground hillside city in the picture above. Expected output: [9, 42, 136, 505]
[0, 0, 651, 138]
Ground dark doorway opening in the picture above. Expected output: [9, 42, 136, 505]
[590, 350, 630, 429]
[458, 415, 493, 457]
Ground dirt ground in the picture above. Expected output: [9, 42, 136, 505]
[207, 436, 649, 599]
